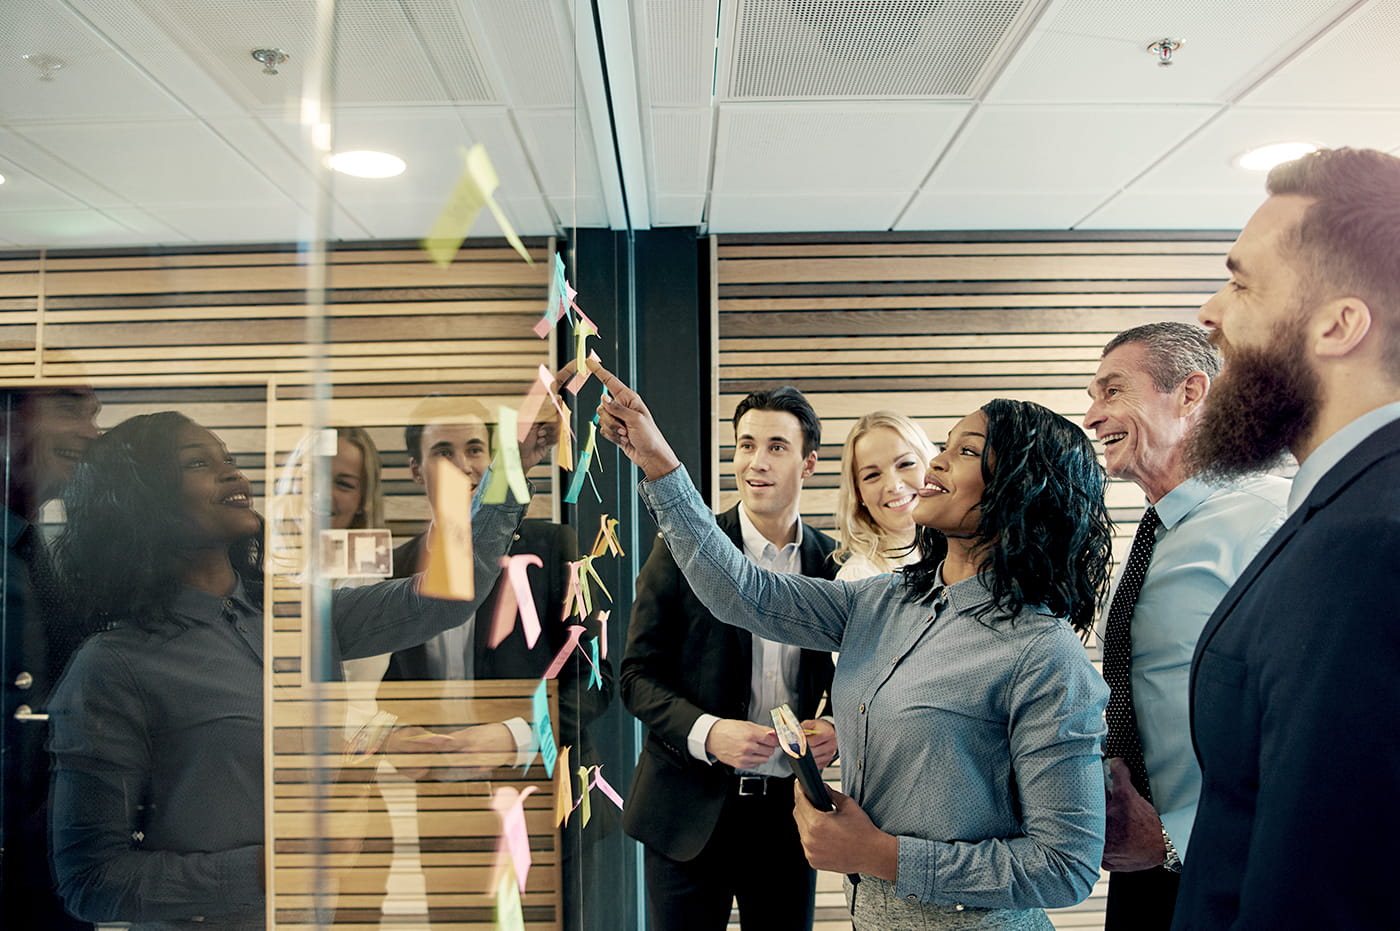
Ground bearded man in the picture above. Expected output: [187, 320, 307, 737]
[1174, 147, 1400, 930]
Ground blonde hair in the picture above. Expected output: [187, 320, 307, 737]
[336, 426, 384, 530]
[832, 411, 935, 572]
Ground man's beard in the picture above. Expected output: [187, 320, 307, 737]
[1185, 322, 1321, 482]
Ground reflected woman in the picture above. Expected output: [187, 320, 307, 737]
[591, 361, 1111, 930]
[46, 412, 542, 929]
[833, 411, 944, 581]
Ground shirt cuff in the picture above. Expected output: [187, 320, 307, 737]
[895, 835, 937, 904]
[503, 716, 535, 767]
[688, 713, 720, 763]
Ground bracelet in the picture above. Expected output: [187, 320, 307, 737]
[1162, 826, 1182, 873]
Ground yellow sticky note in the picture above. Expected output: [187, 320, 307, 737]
[494, 860, 525, 931]
[421, 144, 532, 268]
[554, 744, 573, 827]
[420, 463, 474, 600]
[577, 765, 593, 828]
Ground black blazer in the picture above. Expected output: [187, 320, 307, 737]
[383, 519, 613, 754]
[619, 505, 837, 861]
[1174, 418, 1400, 929]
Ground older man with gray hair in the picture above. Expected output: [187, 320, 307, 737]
[1082, 321, 1287, 930]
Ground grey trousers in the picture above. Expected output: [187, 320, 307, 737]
[847, 876, 1055, 931]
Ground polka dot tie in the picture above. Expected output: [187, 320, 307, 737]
[1102, 506, 1160, 801]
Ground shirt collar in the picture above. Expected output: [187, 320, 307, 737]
[170, 577, 258, 624]
[737, 503, 800, 559]
[933, 562, 997, 617]
[1288, 400, 1400, 515]
[1150, 476, 1214, 531]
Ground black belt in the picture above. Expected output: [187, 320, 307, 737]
[734, 773, 794, 797]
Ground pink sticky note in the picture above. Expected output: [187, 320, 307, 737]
[491, 785, 539, 893]
[543, 625, 587, 679]
[489, 554, 544, 648]
[597, 610, 610, 660]
[592, 766, 625, 809]
[515, 365, 552, 444]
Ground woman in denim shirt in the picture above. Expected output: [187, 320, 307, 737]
[593, 362, 1112, 931]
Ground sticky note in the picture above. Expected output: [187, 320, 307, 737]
[491, 785, 538, 894]
[597, 609, 610, 659]
[593, 765, 625, 809]
[587, 637, 602, 690]
[554, 744, 573, 827]
[534, 254, 570, 338]
[532, 680, 557, 777]
[561, 560, 587, 622]
[590, 515, 625, 558]
[421, 144, 531, 267]
[480, 405, 531, 504]
[577, 765, 593, 827]
[488, 554, 544, 649]
[494, 860, 525, 931]
[420, 464, 474, 601]
[563, 419, 598, 505]
[543, 625, 587, 679]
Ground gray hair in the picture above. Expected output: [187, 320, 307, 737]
[1102, 322, 1220, 392]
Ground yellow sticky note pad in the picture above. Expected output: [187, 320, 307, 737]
[422, 144, 532, 267]
[420, 463, 474, 600]
[554, 744, 573, 827]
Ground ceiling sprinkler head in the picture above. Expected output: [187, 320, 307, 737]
[251, 48, 290, 76]
[1147, 38, 1183, 67]
[23, 54, 66, 81]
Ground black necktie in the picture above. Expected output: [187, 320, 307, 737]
[1102, 506, 1161, 800]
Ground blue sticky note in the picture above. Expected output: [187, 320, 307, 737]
[588, 637, 602, 690]
[532, 679, 558, 777]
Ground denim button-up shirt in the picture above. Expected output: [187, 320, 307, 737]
[640, 467, 1108, 910]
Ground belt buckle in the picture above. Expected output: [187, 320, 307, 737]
[737, 775, 766, 796]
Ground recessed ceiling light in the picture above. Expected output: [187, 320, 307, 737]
[327, 150, 405, 179]
[1236, 142, 1320, 172]
[0, 173, 6, 186]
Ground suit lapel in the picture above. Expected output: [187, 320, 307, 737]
[1192, 419, 1400, 669]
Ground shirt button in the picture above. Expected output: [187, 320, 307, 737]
[237, 625, 248, 633]
[955, 904, 965, 911]
[907, 894, 917, 901]
[14, 671, 33, 690]
[857, 760, 863, 769]
[859, 703, 866, 714]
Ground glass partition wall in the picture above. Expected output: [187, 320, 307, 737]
[1, 1, 637, 929]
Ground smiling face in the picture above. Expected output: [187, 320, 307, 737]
[852, 426, 924, 541]
[329, 435, 365, 530]
[1083, 342, 1196, 500]
[913, 410, 988, 537]
[176, 421, 260, 547]
[732, 408, 816, 525]
[9, 388, 101, 510]
[410, 420, 493, 510]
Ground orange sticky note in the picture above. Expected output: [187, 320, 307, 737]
[420, 464, 474, 601]
[554, 745, 573, 827]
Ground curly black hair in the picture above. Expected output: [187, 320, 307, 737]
[53, 411, 262, 633]
[902, 399, 1112, 635]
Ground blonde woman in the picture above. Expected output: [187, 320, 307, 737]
[833, 411, 943, 581]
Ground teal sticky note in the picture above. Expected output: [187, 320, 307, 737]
[532, 679, 557, 777]
[588, 637, 602, 690]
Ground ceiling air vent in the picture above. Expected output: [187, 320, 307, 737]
[728, 0, 1037, 99]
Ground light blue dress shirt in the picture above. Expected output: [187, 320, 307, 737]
[1103, 474, 1287, 859]
[640, 467, 1108, 911]
[1288, 400, 1400, 515]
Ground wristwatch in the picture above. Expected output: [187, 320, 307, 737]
[1161, 826, 1182, 873]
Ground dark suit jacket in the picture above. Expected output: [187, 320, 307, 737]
[620, 505, 837, 861]
[1174, 418, 1400, 929]
[383, 519, 612, 756]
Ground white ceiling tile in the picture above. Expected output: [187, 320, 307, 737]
[547, 194, 611, 230]
[0, 154, 85, 210]
[98, 206, 193, 241]
[639, 0, 721, 107]
[648, 108, 713, 196]
[713, 103, 969, 194]
[1077, 190, 1263, 230]
[1110, 107, 1400, 192]
[17, 119, 291, 206]
[923, 105, 1219, 193]
[0, 208, 145, 247]
[708, 192, 908, 232]
[513, 108, 607, 200]
[1242, 0, 1400, 108]
[0, 127, 128, 207]
[143, 202, 313, 243]
[987, 0, 1354, 104]
[898, 192, 1109, 230]
[653, 194, 707, 227]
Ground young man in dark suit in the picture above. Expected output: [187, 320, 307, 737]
[621, 386, 837, 931]
[1174, 147, 1400, 929]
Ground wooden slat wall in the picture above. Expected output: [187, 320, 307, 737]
[714, 232, 1234, 931]
[0, 240, 567, 929]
